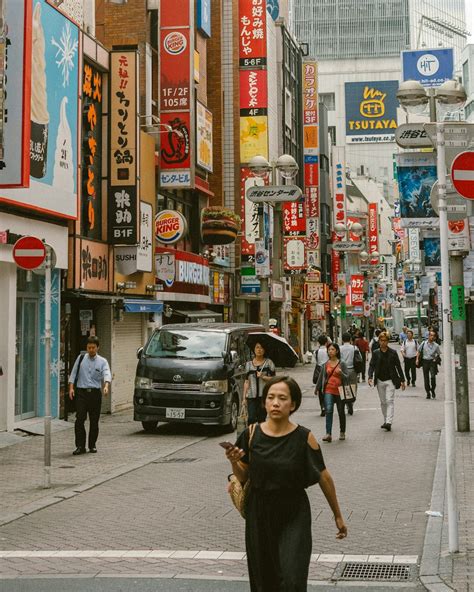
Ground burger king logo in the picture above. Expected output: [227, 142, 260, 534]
[164, 32, 187, 55]
[155, 210, 187, 245]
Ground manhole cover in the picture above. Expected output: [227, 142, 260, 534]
[335, 562, 414, 582]
[153, 458, 199, 464]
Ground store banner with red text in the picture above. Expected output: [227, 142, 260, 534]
[368, 203, 379, 264]
[350, 274, 364, 306]
[332, 146, 347, 228]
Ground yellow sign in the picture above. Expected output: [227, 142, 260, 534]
[240, 116, 268, 163]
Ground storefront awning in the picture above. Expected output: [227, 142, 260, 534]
[123, 299, 164, 313]
[173, 309, 223, 322]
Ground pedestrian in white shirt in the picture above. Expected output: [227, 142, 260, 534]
[400, 329, 418, 387]
[340, 332, 361, 416]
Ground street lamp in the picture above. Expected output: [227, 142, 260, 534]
[247, 154, 299, 331]
[397, 78, 467, 554]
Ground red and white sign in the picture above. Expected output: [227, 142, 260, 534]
[238, 0, 267, 66]
[13, 236, 46, 270]
[451, 151, 474, 199]
[332, 146, 347, 227]
[239, 70, 268, 111]
[368, 203, 379, 264]
[350, 274, 364, 306]
[283, 200, 306, 236]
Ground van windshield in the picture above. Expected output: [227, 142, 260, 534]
[145, 329, 227, 359]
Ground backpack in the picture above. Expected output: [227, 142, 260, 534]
[353, 346, 364, 374]
[371, 339, 380, 353]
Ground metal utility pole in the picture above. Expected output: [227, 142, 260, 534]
[436, 123, 458, 552]
[450, 255, 470, 432]
[258, 203, 270, 330]
[44, 245, 52, 489]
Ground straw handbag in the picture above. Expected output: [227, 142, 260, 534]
[227, 423, 256, 519]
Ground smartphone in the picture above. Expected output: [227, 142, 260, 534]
[219, 441, 234, 450]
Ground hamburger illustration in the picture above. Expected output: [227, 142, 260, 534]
[201, 207, 241, 245]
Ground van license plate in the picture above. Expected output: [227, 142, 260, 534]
[166, 407, 185, 419]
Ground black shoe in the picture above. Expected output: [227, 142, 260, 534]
[320, 410, 326, 417]
[383, 424, 392, 432]
[381, 423, 387, 429]
[89, 447, 98, 453]
[431, 392, 436, 399]
[407, 382, 410, 386]
[412, 383, 416, 387]
[73, 447, 86, 455]
[426, 394, 431, 399]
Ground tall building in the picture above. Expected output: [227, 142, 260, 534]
[291, 0, 467, 66]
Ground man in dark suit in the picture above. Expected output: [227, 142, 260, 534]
[368, 332, 406, 432]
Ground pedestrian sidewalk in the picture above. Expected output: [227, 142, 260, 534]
[0, 409, 210, 527]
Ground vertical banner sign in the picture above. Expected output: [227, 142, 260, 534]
[109, 50, 139, 244]
[332, 146, 347, 229]
[159, 0, 193, 188]
[408, 228, 420, 262]
[241, 167, 264, 256]
[82, 61, 103, 239]
[302, 61, 319, 267]
[368, 203, 379, 265]
[239, 0, 268, 164]
[0, 0, 31, 187]
[350, 274, 364, 306]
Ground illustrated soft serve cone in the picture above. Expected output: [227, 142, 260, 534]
[30, 2, 49, 178]
[53, 97, 74, 193]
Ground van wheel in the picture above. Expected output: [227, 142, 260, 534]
[142, 421, 158, 433]
[223, 397, 239, 434]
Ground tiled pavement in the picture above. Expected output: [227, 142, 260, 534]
[0, 350, 473, 589]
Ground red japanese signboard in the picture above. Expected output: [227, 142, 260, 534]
[283, 200, 306, 236]
[239, 70, 268, 114]
[305, 186, 319, 218]
[350, 274, 364, 306]
[332, 147, 347, 227]
[331, 251, 341, 289]
[368, 203, 379, 264]
[304, 161, 319, 187]
[159, 28, 191, 112]
[240, 167, 260, 255]
[238, 0, 267, 67]
[159, 0, 193, 188]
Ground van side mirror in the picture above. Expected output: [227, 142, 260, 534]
[136, 347, 143, 359]
[230, 350, 239, 363]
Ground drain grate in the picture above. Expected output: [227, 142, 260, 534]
[153, 457, 199, 464]
[336, 562, 413, 582]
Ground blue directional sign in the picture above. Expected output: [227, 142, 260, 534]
[401, 48, 454, 88]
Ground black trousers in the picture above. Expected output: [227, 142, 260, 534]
[422, 361, 437, 395]
[247, 397, 267, 425]
[404, 357, 417, 385]
[75, 388, 102, 448]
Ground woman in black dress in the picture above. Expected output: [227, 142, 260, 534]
[225, 376, 347, 591]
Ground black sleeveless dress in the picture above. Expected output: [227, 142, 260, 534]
[235, 424, 326, 592]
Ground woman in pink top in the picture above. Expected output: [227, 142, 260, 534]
[314, 343, 349, 443]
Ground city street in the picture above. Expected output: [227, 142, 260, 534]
[2, 356, 472, 591]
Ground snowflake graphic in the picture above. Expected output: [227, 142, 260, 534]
[51, 22, 78, 88]
[40, 274, 60, 306]
[50, 358, 61, 379]
[40, 331, 56, 348]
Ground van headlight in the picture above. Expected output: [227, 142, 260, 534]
[135, 376, 153, 390]
[201, 380, 227, 393]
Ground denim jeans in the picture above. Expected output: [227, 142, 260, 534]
[323, 393, 346, 435]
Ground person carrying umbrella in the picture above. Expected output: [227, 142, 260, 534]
[243, 342, 276, 424]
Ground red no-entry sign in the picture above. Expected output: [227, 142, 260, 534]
[13, 236, 46, 270]
[451, 151, 474, 200]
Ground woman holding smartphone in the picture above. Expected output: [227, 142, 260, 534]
[243, 342, 276, 424]
[224, 376, 347, 592]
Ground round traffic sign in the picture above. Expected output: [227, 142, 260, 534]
[12, 236, 46, 270]
[429, 180, 468, 221]
[451, 151, 474, 199]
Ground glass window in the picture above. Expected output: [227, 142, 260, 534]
[145, 329, 227, 359]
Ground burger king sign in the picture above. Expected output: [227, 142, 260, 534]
[155, 210, 188, 245]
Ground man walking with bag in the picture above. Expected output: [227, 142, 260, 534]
[417, 330, 441, 399]
[340, 332, 363, 415]
[68, 336, 111, 455]
[368, 332, 406, 431]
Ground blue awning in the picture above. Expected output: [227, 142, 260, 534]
[123, 299, 164, 313]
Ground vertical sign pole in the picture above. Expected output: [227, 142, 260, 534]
[436, 123, 458, 552]
[44, 246, 52, 489]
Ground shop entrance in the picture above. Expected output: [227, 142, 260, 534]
[15, 297, 39, 419]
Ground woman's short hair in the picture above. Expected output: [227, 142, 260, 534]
[327, 342, 341, 359]
[261, 376, 302, 413]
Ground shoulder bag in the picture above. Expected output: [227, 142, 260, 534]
[353, 346, 364, 374]
[227, 423, 256, 519]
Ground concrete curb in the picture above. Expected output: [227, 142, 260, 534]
[0, 436, 207, 528]
[419, 429, 454, 591]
